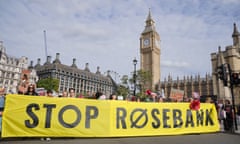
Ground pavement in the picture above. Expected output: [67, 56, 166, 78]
[1, 133, 240, 144]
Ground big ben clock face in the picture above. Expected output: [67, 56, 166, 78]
[143, 38, 149, 46]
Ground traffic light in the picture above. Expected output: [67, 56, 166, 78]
[217, 64, 228, 86]
[217, 65, 224, 80]
[231, 73, 240, 85]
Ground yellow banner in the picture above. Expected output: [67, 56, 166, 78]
[2, 94, 219, 137]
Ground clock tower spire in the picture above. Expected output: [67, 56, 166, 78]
[140, 9, 161, 90]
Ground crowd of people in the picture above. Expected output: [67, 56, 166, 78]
[217, 99, 240, 132]
[1, 81, 240, 139]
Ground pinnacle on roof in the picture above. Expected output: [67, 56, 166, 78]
[232, 23, 240, 37]
[142, 8, 156, 34]
[146, 8, 152, 22]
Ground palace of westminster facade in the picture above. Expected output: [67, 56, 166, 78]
[0, 11, 240, 104]
[140, 11, 240, 104]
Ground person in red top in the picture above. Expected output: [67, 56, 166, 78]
[78, 94, 84, 98]
[189, 92, 200, 110]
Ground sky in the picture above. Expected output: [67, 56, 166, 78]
[0, 0, 240, 82]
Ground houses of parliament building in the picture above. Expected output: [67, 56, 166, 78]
[140, 10, 240, 104]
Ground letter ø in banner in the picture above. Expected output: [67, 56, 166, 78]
[130, 108, 148, 128]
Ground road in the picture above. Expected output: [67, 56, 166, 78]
[1, 132, 240, 144]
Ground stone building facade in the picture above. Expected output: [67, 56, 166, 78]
[160, 74, 213, 101]
[0, 41, 38, 94]
[139, 11, 240, 103]
[34, 53, 115, 97]
[211, 23, 240, 104]
[159, 23, 240, 104]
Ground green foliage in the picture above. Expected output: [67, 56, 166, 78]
[36, 78, 59, 92]
[120, 75, 129, 85]
[116, 75, 129, 98]
[116, 84, 129, 97]
[137, 69, 152, 93]
[117, 70, 152, 98]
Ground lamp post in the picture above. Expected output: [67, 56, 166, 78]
[133, 58, 137, 97]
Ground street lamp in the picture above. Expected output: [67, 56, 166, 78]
[133, 58, 137, 97]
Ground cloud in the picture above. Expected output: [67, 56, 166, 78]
[162, 60, 190, 68]
[0, 0, 239, 81]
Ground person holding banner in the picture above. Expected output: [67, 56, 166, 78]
[40, 89, 53, 141]
[25, 84, 38, 96]
[190, 92, 200, 110]
[69, 88, 76, 98]
[46, 90, 53, 97]
[145, 89, 157, 102]
[95, 91, 103, 99]
[109, 94, 117, 100]
[63, 90, 68, 97]
[0, 87, 5, 135]
[17, 74, 29, 94]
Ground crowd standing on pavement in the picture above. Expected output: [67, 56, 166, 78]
[217, 98, 240, 133]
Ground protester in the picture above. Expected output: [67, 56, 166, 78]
[78, 93, 84, 98]
[189, 92, 200, 110]
[61, 90, 68, 98]
[145, 89, 157, 102]
[98, 94, 106, 100]
[46, 90, 53, 97]
[95, 91, 103, 99]
[109, 94, 117, 100]
[217, 99, 225, 124]
[18, 74, 29, 94]
[205, 97, 212, 103]
[158, 96, 164, 102]
[69, 88, 76, 98]
[223, 99, 234, 132]
[94, 91, 106, 100]
[0, 88, 5, 135]
[25, 84, 38, 96]
[40, 89, 53, 141]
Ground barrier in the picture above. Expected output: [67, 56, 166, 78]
[2, 94, 219, 137]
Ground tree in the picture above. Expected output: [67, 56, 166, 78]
[137, 70, 152, 96]
[36, 78, 59, 92]
[129, 70, 152, 98]
[116, 70, 152, 99]
[116, 85, 129, 97]
[116, 75, 129, 98]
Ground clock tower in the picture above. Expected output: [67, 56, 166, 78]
[140, 10, 161, 90]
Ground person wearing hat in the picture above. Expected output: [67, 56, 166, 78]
[0, 88, 6, 134]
